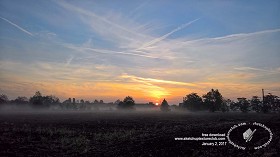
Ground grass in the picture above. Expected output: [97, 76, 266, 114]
[0, 111, 279, 156]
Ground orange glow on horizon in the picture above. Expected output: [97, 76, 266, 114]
[2, 72, 279, 104]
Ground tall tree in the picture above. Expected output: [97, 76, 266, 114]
[0, 94, 9, 104]
[251, 96, 261, 112]
[221, 99, 230, 112]
[264, 93, 279, 112]
[160, 99, 170, 112]
[29, 91, 44, 107]
[230, 100, 239, 111]
[29, 91, 59, 108]
[118, 96, 135, 109]
[182, 93, 203, 111]
[93, 99, 99, 104]
[202, 89, 223, 112]
[43, 95, 60, 105]
[237, 97, 250, 113]
[261, 93, 278, 113]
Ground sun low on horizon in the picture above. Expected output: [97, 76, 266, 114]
[0, 0, 280, 104]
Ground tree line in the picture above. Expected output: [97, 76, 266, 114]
[177, 89, 280, 113]
[0, 89, 280, 113]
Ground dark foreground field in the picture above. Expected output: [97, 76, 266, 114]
[0, 111, 279, 157]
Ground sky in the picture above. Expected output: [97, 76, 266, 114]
[0, 0, 280, 104]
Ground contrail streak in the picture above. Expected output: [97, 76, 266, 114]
[65, 55, 74, 66]
[56, 1, 146, 38]
[138, 18, 200, 50]
[65, 45, 160, 59]
[121, 74, 197, 87]
[0, 16, 33, 36]
[83, 47, 159, 59]
[182, 28, 280, 44]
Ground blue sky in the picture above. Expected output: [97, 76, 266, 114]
[0, 0, 280, 104]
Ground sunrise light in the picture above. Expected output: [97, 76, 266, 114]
[0, 0, 279, 105]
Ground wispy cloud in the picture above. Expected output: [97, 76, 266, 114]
[234, 67, 271, 72]
[121, 73, 197, 87]
[64, 44, 160, 59]
[55, 1, 147, 39]
[183, 28, 280, 44]
[212, 28, 280, 40]
[137, 18, 200, 50]
[65, 55, 74, 66]
[55, 0, 200, 61]
[83, 47, 159, 59]
[1, 1, 279, 103]
[0, 16, 33, 36]
[234, 66, 280, 76]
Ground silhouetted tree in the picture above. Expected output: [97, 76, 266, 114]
[62, 98, 71, 104]
[221, 99, 230, 112]
[13, 96, 29, 105]
[84, 100, 91, 110]
[43, 95, 60, 105]
[182, 93, 203, 111]
[114, 99, 121, 105]
[0, 94, 9, 104]
[29, 92, 60, 108]
[117, 101, 124, 108]
[79, 99, 86, 110]
[263, 93, 279, 112]
[100, 100, 104, 104]
[80, 99, 85, 104]
[273, 96, 280, 112]
[260, 93, 277, 113]
[237, 97, 250, 113]
[264, 93, 277, 104]
[261, 104, 270, 113]
[230, 100, 239, 111]
[203, 89, 223, 112]
[29, 91, 44, 107]
[117, 96, 135, 109]
[94, 99, 99, 104]
[251, 96, 261, 112]
[160, 99, 170, 112]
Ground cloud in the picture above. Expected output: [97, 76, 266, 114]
[120, 73, 197, 87]
[65, 55, 74, 66]
[137, 18, 200, 50]
[82, 47, 160, 59]
[54, 1, 200, 62]
[63, 44, 160, 59]
[234, 67, 271, 72]
[183, 28, 280, 44]
[0, 16, 33, 36]
[1, 1, 280, 103]
[55, 1, 148, 39]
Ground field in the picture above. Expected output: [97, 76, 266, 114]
[0, 111, 279, 157]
